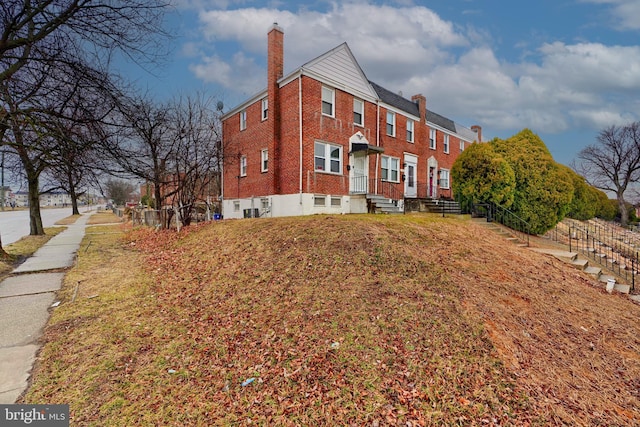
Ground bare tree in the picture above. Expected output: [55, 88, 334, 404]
[44, 75, 114, 215]
[106, 94, 177, 225]
[0, 0, 170, 238]
[576, 122, 640, 225]
[104, 178, 136, 206]
[169, 93, 222, 227]
[105, 92, 224, 229]
[0, 0, 169, 85]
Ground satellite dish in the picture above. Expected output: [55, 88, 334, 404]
[216, 101, 224, 112]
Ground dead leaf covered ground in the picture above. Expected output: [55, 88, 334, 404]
[24, 214, 640, 426]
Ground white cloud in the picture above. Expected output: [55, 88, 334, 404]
[189, 51, 263, 96]
[581, 0, 640, 30]
[189, 1, 640, 138]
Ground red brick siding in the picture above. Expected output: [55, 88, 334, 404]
[223, 72, 471, 201]
[223, 98, 274, 199]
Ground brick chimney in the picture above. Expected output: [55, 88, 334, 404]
[471, 125, 482, 143]
[267, 23, 283, 193]
[411, 94, 426, 121]
[268, 23, 284, 89]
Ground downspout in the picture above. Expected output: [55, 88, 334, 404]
[299, 71, 303, 205]
[375, 100, 380, 195]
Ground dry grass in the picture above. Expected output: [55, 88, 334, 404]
[23, 214, 640, 426]
[87, 211, 122, 225]
[55, 215, 82, 226]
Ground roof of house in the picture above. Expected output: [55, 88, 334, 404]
[225, 37, 480, 142]
[368, 81, 420, 118]
[426, 110, 456, 133]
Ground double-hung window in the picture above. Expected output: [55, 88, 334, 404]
[439, 169, 450, 189]
[353, 98, 364, 126]
[444, 134, 450, 154]
[261, 98, 268, 120]
[381, 156, 400, 182]
[322, 86, 335, 117]
[429, 128, 436, 149]
[240, 110, 247, 131]
[261, 149, 268, 172]
[240, 155, 247, 177]
[386, 111, 395, 136]
[314, 141, 342, 173]
[406, 119, 414, 143]
[460, 140, 465, 152]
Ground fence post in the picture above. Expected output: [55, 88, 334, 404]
[634, 254, 636, 291]
[569, 225, 573, 253]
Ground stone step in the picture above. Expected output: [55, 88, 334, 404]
[584, 266, 602, 278]
[571, 258, 589, 270]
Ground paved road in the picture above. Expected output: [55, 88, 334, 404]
[0, 206, 92, 245]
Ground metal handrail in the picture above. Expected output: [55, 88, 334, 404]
[473, 202, 531, 247]
[368, 178, 404, 201]
[563, 221, 638, 290]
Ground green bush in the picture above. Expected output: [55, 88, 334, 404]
[452, 142, 515, 213]
[490, 129, 574, 234]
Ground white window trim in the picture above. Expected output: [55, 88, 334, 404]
[444, 134, 450, 154]
[261, 98, 268, 121]
[261, 149, 268, 173]
[353, 98, 364, 127]
[386, 111, 396, 137]
[240, 110, 247, 131]
[439, 169, 450, 189]
[322, 86, 335, 117]
[314, 141, 343, 174]
[407, 119, 414, 143]
[381, 155, 400, 183]
[460, 140, 465, 152]
[240, 155, 247, 177]
[429, 128, 436, 149]
[314, 195, 326, 206]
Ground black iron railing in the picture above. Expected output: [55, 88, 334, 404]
[548, 219, 638, 290]
[473, 202, 531, 247]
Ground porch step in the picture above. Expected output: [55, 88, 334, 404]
[422, 199, 462, 214]
[366, 194, 403, 214]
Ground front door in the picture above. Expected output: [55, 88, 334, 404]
[404, 154, 417, 198]
[427, 156, 438, 198]
[350, 152, 368, 193]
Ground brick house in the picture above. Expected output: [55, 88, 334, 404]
[221, 24, 482, 219]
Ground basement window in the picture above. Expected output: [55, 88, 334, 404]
[314, 195, 326, 206]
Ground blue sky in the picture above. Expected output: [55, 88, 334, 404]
[121, 0, 640, 167]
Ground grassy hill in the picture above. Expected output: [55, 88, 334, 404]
[24, 214, 640, 425]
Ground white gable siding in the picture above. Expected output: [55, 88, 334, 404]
[454, 123, 479, 142]
[303, 44, 377, 100]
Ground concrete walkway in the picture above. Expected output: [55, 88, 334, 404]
[0, 213, 90, 403]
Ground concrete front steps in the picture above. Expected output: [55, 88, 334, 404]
[473, 217, 633, 295]
[529, 248, 631, 294]
[366, 194, 403, 214]
[473, 218, 528, 248]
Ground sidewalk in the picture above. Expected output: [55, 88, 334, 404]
[0, 213, 91, 403]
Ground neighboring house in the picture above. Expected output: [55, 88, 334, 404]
[222, 24, 482, 219]
[13, 191, 75, 207]
[41, 191, 72, 206]
[0, 186, 14, 207]
[14, 191, 29, 207]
